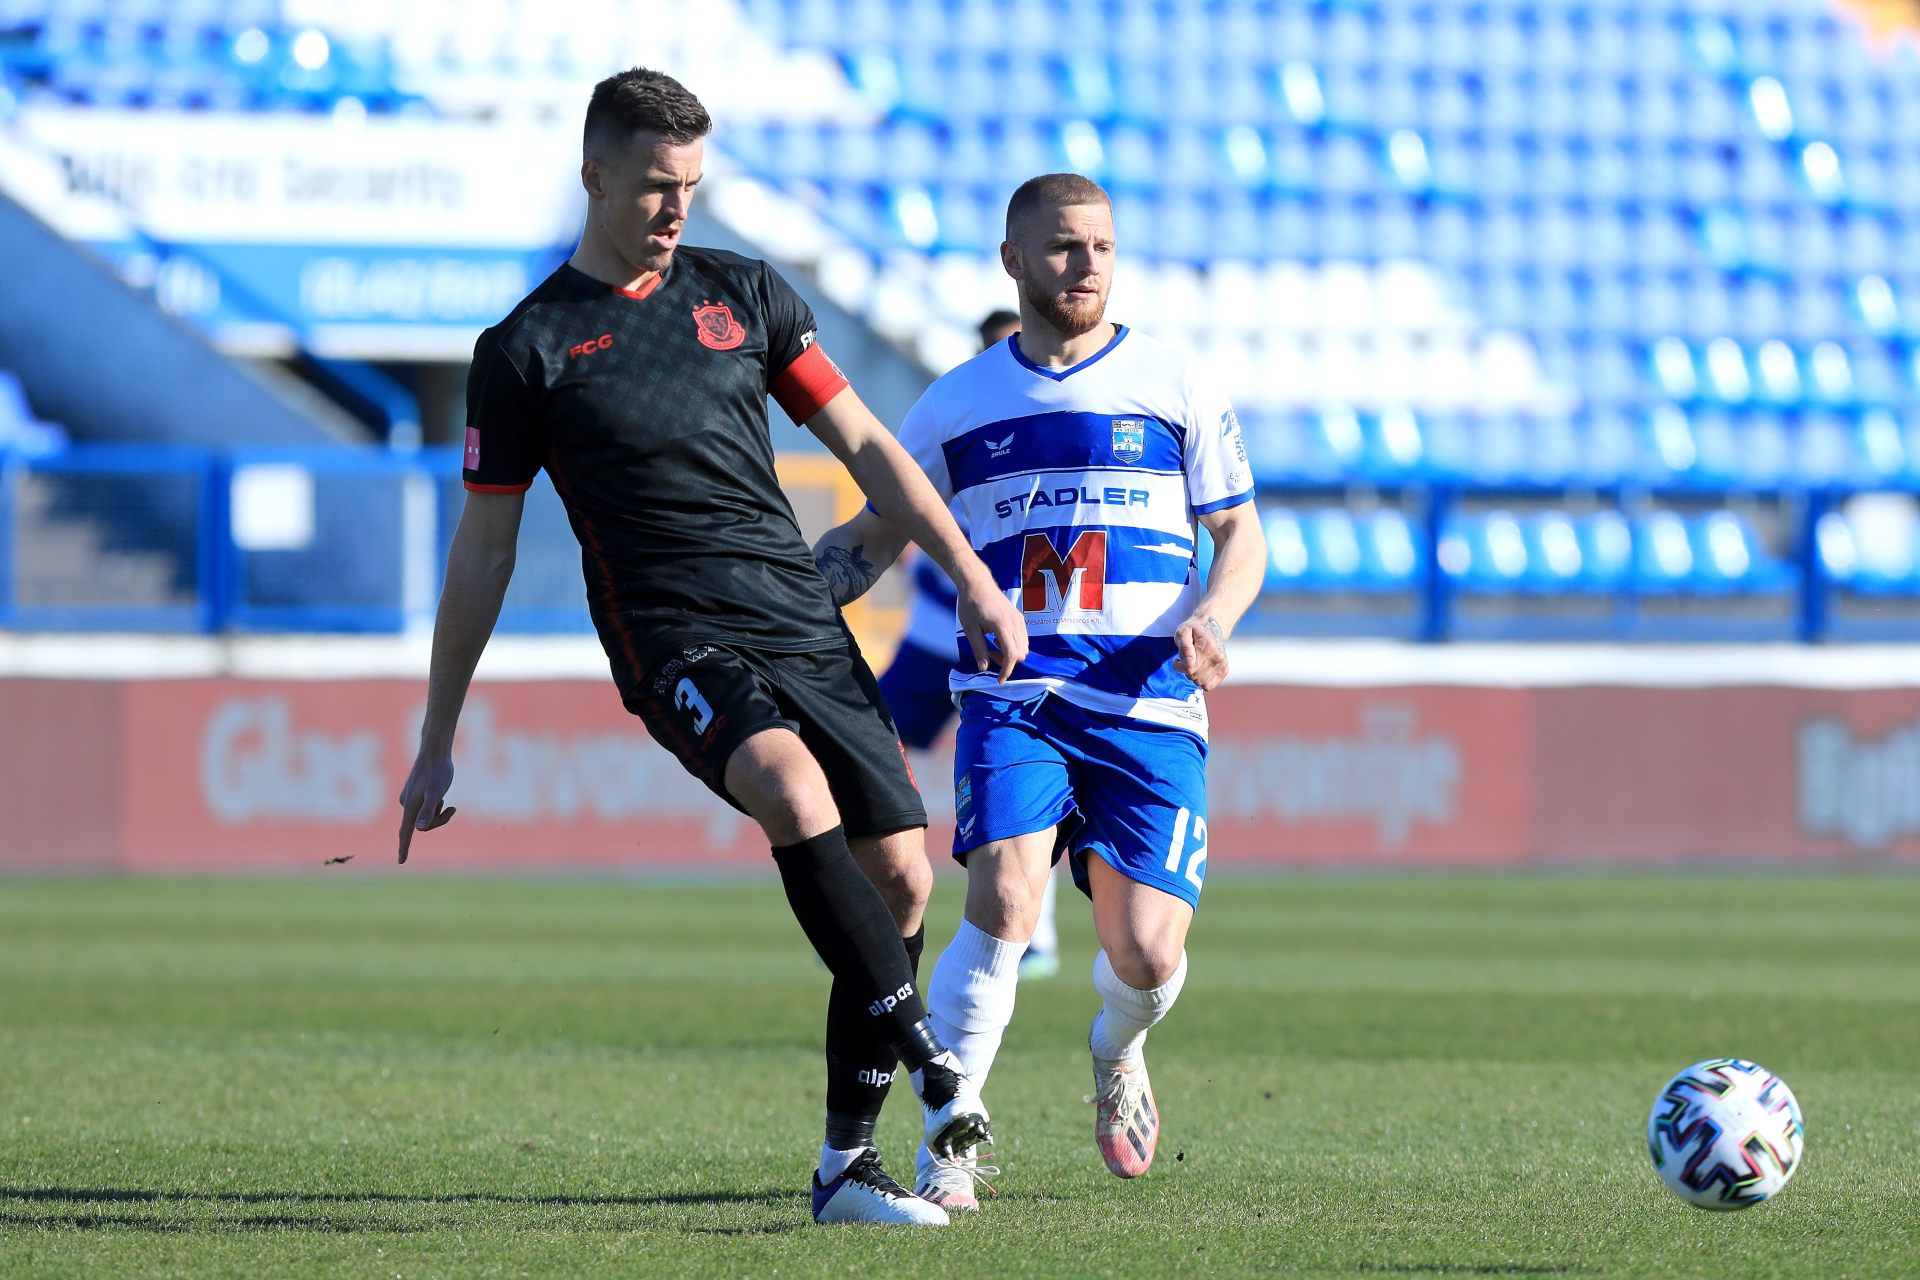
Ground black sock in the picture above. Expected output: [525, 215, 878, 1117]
[771, 828, 944, 1072]
[824, 926, 925, 1151]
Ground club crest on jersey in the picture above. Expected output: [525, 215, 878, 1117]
[1110, 417, 1146, 463]
[692, 301, 745, 351]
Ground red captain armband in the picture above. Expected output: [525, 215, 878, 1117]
[770, 343, 850, 423]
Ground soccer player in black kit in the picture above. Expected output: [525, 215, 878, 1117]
[394, 68, 1027, 1226]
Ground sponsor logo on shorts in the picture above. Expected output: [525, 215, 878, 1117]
[649, 645, 719, 695]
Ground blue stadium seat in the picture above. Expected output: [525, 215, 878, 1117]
[1818, 504, 1920, 595]
[1686, 511, 1795, 594]
[1438, 510, 1530, 594]
[1573, 510, 1637, 593]
[1634, 510, 1698, 593]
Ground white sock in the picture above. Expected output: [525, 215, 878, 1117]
[1089, 948, 1187, 1063]
[926, 919, 1025, 1083]
[818, 1143, 865, 1182]
[1028, 868, 1060, 955]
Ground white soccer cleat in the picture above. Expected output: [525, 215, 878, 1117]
[1092, 1046, 1159, 1178]
[912, 1050, 994, 1160]
[811, 1148, 949, 1225]
[914, 1140, 999, 1213]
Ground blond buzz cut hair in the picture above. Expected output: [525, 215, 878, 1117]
[1005, 172, 1112, 240]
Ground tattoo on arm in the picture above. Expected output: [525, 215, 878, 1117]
[1203, 617, 1227, 651]
[815, 544, 878, 607]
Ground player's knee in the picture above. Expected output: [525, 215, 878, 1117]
[966, 873, 1041, 941]
[726, 737, 840, 844]
[1103, 935, 1183, 991]
[859, 838, 932, 926]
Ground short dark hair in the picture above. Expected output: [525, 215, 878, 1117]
[978, 309, 1018, 348]
[584, 67, 712, 156]
[1004, 172, 1111, 240]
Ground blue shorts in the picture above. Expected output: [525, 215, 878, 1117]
[877, 640, 959, 750]
[951, 692, 1210, 909]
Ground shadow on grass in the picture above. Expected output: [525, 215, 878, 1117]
[1356, 1267, 1588, 1277]
[1, 1185, 791, 1209]
[0, 1185, 800, 1234]
[0, 1211, 431, 1235]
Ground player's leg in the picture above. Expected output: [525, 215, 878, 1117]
[628, 644, 978, 1224]
[931, 827, 1058, 1082]
[722, 732, 959, 1224]
[819, 826, 927, 1182]
[762, 640, 991, 1209]
[1063, 709, 1209, 1179]
[1084, 856, 1193, 1177]
[915, 694, 1075, 1206]
[912, 826, 1052, 1210]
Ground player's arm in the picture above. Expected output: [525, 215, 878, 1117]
[397, 490, 525, 862]
[811, 504, 911, 608]
[804, 388, 1028, 679]
[1174, 501, 1267, 692]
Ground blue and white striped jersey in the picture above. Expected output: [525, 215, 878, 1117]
[897, 324, 1255, 734]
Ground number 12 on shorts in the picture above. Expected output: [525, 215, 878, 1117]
[1164, 807, 1209, 892]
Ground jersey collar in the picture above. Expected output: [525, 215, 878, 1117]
[611, 272, 664, 301]
[1007, 323, 1128, 381]
[563, 261, 666, 301]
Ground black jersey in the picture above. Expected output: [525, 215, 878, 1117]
[462, 248, 854, 663]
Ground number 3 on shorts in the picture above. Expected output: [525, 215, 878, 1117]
[1163, 807, 1209, 893]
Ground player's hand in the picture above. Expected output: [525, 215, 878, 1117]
[1174, 614, 1230, 691]
[396, 749, 457, 864]
[956, 579, 1029, 683]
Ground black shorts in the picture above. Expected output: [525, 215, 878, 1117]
[621, 633, 927, 839]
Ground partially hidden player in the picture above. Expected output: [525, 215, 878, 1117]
[811, 174, 1267, 1208]
[394, 68, 1029, 1226]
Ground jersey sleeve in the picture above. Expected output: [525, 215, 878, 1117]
[761, 262, 850, 425]
[462, 330, 544, 493]
[1181, 358, 1256, 515]
[894, 386, 954, 503]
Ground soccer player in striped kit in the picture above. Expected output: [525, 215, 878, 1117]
[812, 173, 1268, 1206]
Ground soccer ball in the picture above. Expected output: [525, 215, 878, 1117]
[1646, 1059, 1804, 1210]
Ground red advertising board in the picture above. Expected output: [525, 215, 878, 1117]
[2, 676, 1916, 872]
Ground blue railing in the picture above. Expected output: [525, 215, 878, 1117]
[1, 441, 1917, 640]
[0, 443, 590, 635]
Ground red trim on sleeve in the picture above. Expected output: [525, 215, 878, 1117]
[770, 343, 851, 423]
[464, 481, 534, 494]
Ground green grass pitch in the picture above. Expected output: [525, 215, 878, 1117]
[1, 873, 1916, 1278]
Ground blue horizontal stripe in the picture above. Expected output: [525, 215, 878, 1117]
[943, 411, 1185, 494]
[1193, 489, 1256, 516]
[978, 524, 1196, 592]
[950, 632, 1195, 701]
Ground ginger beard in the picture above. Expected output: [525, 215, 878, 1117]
[1022, 268, 1109, 338]
[1008, 199, 1116, 340]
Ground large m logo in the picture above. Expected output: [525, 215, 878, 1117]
[1021, 530, 1108, 613]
